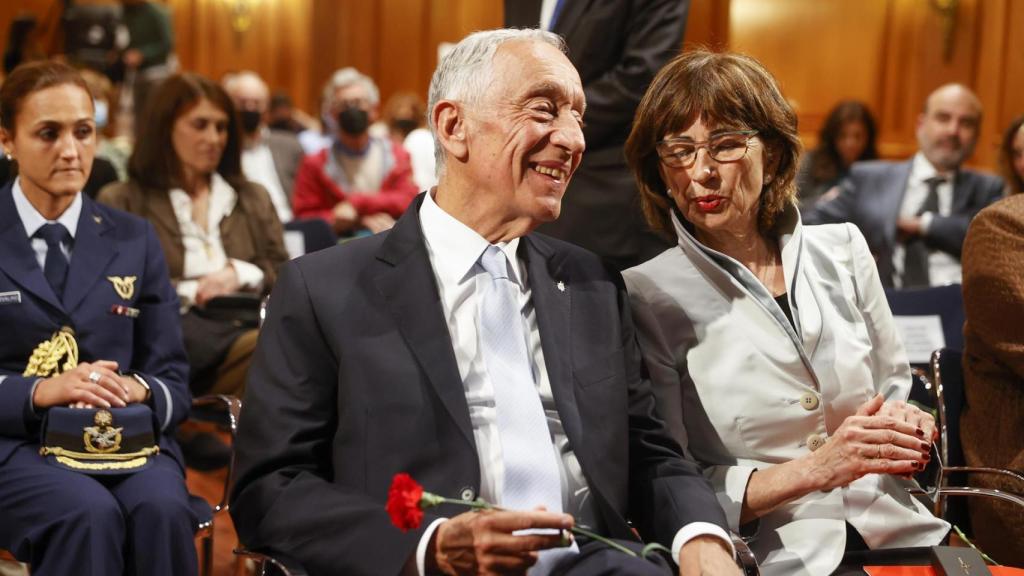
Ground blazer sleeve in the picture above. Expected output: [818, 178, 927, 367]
[846, 223, 912, 399]
[229, 260, 429, 575]
[291, 153, 341, 224]
[618, 275, 730, 546]
[625, 276, 755, 533]
[924, 174, 1005, 258]
[131, 222, 191, 432]
[579, 0, 687, 150]
[802, 170, 861, 226]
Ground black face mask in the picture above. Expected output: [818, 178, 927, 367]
[393, 118, 418, 136]
[239, 109, 262, 134]
[338, 106, 369, 136]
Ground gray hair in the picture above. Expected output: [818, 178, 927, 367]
[323, 67, 380, 108]
[222, 70, 269, 101]
[427, 28, 566, 171]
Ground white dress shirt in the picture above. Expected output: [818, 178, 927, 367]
[893, 153, 961, 287]
[241, 131, 293, 223]
[168, 173, 264, 310]
[413, 191, 730, 573]
[13, 178, 82, 269]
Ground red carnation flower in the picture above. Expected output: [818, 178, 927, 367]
[387, 473, 425, 532]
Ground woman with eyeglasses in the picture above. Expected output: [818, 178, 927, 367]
[621, 51, 949, 575]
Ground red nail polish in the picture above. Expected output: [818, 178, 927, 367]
[915, 428, 925, 437]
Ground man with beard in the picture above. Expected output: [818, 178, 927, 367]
[223, 71, 304, 225]
[291, 68, 418, 236]
[805, 84, 1003, 287]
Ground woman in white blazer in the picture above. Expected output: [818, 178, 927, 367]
[621, 51, 950, 576]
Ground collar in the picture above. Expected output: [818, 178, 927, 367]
[168, 172, 237, 224]
[910, 152, 954, 184]
[12, 177, 83, 240]
[419, 189, 523, 288]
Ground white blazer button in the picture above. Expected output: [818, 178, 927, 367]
[800, 392, 820, 410]
[806, 433, 826, 451]
[460, 488, 475, 501]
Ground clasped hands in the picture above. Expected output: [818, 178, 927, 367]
[422, 507, 738, 576]
[32, 360, 149, 410]
[805, 392, 935, 491]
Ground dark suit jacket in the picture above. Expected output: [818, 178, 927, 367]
[0, 184, 191, 468]
[505, 0, 687, 267]
[230, 193, 727, 576]
[802, 158, 1004, 286]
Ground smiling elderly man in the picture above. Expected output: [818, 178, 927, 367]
[230, 29, 737, 576]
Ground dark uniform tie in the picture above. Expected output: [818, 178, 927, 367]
[35, 223, 71, 300]
[902, 176, 945, 287]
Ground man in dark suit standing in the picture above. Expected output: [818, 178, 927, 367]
[230, 29, 736, 576]
[803, 83, 1003, 287]
[504, 0, 687, 270]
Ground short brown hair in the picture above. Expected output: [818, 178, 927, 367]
[129, 73, 244, 191]
[625, 50, 801, 240]
[1, 60, 91, 135]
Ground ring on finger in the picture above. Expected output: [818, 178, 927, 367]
[88, 370, 101, 384]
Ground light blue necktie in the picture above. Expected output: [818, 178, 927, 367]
[478, 245, 574, 573]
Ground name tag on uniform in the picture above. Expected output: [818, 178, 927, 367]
[109, 304, 140, 318]
[0, 290, 21, 305]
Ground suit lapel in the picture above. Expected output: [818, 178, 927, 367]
[0, 185, 63, 311]
[522, 235, 582, 446]
[62, 196, 118, 313]
[375, 195, 475, 449]
[882, 160, 914, 246]
[951, 171, 973, 213]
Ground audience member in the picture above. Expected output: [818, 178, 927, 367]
[99, 73, 287, 401]
[1000, 115, 1024, 196]
[117, 0, 177, 129]
[266, 91, 307, 133]
[382, 91, 436, 191]
[231, 29, 739, 576]
[505, 0, 687, 269]
[959, 195, 1024, 566]
[796, 100, 878, 204]
[0, 60, 198, 576]
[3, 14, 44, 75]
[80, 68, 132, 181]
[804, 84, 1003, 287]
[623, 50, 949, 575]
[291, 67, 417, 235]
[223, 70, 305, 224]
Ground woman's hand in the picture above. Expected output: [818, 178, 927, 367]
[876, 398, 938, 444]
[805, 393, 930, 491]
[32, 360, 131, 410]
[195, 265, 241, 306]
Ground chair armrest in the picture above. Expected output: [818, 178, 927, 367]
[190, 394, 242, 514]
[234, 548, 308, 576]
[731, 531, 760, 575]
[941, 466, 1024, 487]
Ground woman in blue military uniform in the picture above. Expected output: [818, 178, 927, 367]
[0, 61, 199, 575]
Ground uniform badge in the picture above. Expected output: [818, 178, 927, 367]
[83, 410, 123, 454]
[106, 276, 137, 300]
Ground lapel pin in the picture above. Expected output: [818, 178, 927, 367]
[93, 215, 102, 224]
[556, 281, 565, 292]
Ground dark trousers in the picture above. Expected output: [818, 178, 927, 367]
[553, 537, 675, 575]
[0, 443, 203, 576]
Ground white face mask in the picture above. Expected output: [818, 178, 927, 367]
[94, 99, 109, 129]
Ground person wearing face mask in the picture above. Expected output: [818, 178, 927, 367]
[803, 84, 1003, 288]
[383, 91, 437, 192]
[222, 71, 305, 225]
[291, 67, 418, 236]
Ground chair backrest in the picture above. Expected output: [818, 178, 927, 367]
[884, 284, 965, 367]
[284, 218, 337, 256]
[931, 348, 966, 470]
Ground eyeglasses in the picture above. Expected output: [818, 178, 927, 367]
[656, 130, 759, 169]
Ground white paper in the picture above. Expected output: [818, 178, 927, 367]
[892, 315, 945, 364]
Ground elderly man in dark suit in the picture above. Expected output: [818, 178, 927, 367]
[803, 83, 1003, 287]
[230, 29, 736, 576]
[504, 0, 687, 270]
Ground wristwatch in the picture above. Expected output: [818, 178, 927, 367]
[127, 372, 153, 404]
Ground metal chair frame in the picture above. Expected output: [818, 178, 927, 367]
[906, 349, 1024, 525]
[192, 393, 243, 576]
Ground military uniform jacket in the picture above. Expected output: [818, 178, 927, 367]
[0, 183, 191, 468]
